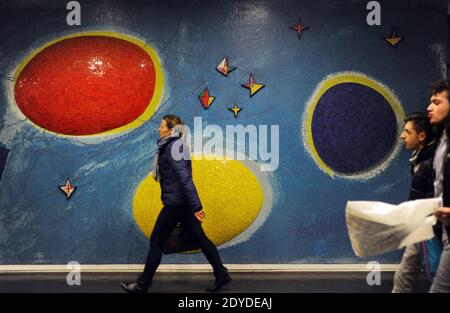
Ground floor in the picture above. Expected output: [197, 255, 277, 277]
[0, 271, 432, 293]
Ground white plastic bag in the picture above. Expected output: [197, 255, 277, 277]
[346, 198, 440, 257]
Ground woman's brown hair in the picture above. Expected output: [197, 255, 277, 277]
[163, 115, 183, 129]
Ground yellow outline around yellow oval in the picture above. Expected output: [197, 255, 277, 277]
[303, 72, 405, 178]
[13, 31, 164, 137]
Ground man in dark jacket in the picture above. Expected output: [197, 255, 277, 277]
[402, 113, 436, 201]
[426, 79, 450, 293]
[392, 112, 436, 292]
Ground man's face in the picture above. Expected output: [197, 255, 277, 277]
[400, 121, 423, 150]
[427, 91, 450, 125]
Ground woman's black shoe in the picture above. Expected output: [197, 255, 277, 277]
[120, 282, 148, 293]
[206, 275, 232, 292]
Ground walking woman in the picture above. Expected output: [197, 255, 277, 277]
[121, 115, 231, 293]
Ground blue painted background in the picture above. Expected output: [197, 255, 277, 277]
[0, 0, 447, 264]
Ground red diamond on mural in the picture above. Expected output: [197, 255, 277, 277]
[290, 18, 310, 39]
[199, 87, 215, 109]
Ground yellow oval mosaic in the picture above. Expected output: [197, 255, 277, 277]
[132, 155, 265, 248]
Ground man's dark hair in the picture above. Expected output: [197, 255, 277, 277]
[404, 112, 434, 144]
[430, 78, 450, 98]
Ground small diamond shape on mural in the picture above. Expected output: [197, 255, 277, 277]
[290, 18, 310, 39]
[242, 74, 265, 97]
[199, 87, 215, 109]
[384, 27, 404, 47]
[59, 178, 77, 199]
[228, 103, 242, 118]
[216, 57, 236, 77]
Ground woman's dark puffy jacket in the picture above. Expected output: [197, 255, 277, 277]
[157, 137, 202, 212]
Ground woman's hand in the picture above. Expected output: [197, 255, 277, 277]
[194, 210, 206, 223]
[436, 207, 450, 226]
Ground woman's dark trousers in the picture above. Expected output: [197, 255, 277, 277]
[137, 205, 227, 288]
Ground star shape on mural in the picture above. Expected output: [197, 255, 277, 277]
[228, 103, 242, 118]
[199, 87, 215, 109]
[384, 27, 404, 48]
[216, 57, 236, 77]
[290, 18, 310, 39]
[59, 178, 77, 199]
[242, 74, 265, 97]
